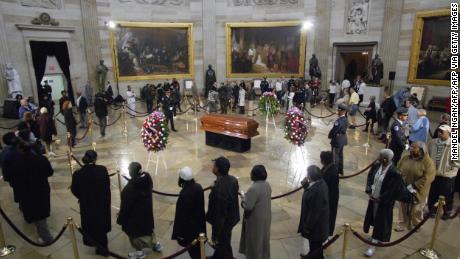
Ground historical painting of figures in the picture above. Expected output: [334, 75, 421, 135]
[408, 9, 451, 86]
[111, 22, 193, 80]
[226, 21, 306, 78]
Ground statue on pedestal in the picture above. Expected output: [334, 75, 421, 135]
[205, 64, 216, 99]
[309, 54, 321, 80]
[96, 60, 108, 93]
[3, 63, 23, 99]
[371, 54, 384, 84]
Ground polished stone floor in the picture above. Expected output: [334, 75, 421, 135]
[0, 101, 459, 259]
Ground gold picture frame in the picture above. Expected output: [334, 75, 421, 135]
[226, 21, 307, 78]
[407, 9, 450, 86]
[110, 21, 194, 81]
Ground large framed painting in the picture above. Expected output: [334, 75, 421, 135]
[408, 9, 451, 86]
[226, 21, 307, 78]
[110, 22, 194, 81]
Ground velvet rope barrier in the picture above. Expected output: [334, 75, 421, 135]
[75, 121, 92, 141]
[76, 227, 128, 259]
[126, 112, 150, 118]
[0, 206, 68, 247]
[94, 113, 122, 127]
[162, 239, 198, 259]
[271, 184, 306, 200]
[175, 106, 193, 115]
[70, 154, 83, 167]
[339, 160, 376, 179]
[304, 108, 336, 119]
[125, 105, 149, 115]
[0, 122, 19, 130]
[301, 232, 343, 259]
[350, 215, 430, 247]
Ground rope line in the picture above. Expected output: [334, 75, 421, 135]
[94, 113, 122, 127]
[75, 122, 92, 141]
[162, 239, 198, 259]
[0, 122, 20, 130]
[0, 206, 68, 247]
[76, 227, 128, 259]
[125, 105, 149, 115]
[339, 160, 376, 179]
[301, 232, 343, 259]
[304, 108, 336, 119]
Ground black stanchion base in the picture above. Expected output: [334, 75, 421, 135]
[0, 245, 15, 257]
[205, 131, 251, 153]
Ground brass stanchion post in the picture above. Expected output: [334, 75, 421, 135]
[342, 223, 350, 259]
[67, 217, 80, 259]
[116, 170, 123, 197]
[198, 233, 206, 259]
[67, 133, 74, 176]
[419, 196, 445, 259]
[0, 204, 15, 257]
[363, 119, 372, 148]
[88, 110, 96, 151]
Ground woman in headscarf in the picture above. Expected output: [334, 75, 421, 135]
[395, 141, 435, 232]
[71, 150, 111, 256]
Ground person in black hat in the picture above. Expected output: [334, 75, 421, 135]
[389, 107, 409, 164]
[328, 103, 349, 175]
[71, 150, 111, 256]
[206, 156, 240, 259]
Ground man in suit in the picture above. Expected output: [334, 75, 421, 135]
[76, 91, 88, 128]
[328, 103, 349, 175]
[162, 89, 177, 132]
[298, 165, 330, 259]
[260, 77, 269, 94]
[389, 107, 408, 164]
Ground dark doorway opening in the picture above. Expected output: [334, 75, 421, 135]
[332, 42, 377, 82]
[29, 41, 74, 106]
[341, 52, 369, 81]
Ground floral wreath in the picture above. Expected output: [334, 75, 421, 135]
[284, 107, 309, 146]
[258, 91, 280, 117]
[141, 111, 170, 152]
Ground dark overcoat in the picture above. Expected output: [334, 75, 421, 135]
[363, 162, 402, 242]
[117, 172, 154, 238]
[37, 113, 57, 144]
[322, 163, 339, 235]
[63, 109, 77, 136]
[71, 164, 111, 245]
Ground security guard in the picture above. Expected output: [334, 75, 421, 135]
[162, 89, 177, 132]
[389, 107, 408, 164]
[328, 103, 349, 175]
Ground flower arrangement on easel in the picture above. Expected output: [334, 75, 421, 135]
[284, 107, 309, 146]
[142, 111, 169, 152]
[258, 91, 280, 117]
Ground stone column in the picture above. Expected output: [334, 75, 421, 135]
[313, 0, 332, 89]
[202, 0, 217, 92]
[0, 13, 11, 101]
[80, 0, 103, 87]
[379, 0, 403, 87]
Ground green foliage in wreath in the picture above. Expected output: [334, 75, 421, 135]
[258, 92, 280, 117]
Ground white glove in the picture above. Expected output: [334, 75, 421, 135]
[407, 184, 417, 194]
[405, 144, 410, 150]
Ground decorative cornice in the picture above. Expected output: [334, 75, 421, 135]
[15, 24, 75, 32]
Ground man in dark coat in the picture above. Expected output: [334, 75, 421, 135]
[328, 104, 349, 175]
[260, 77, 269, 94]
[206, 156, 240, 259]
[39, 80, 52, 107]
[172, 167, 206, 259]
[162, 89, 177, 132]
[94, 93, 108, 137]
[298, 165, 329, 259]
[205, 65, 217, 99]
[143, 84, 155, 113]
[117, 162, 161, 258]
[320, 151, 339, 236]
[76, 91, 88, 128]
[363, 149, 402, 257]
[218, 83, 230, 114]
[71, 150, 111, 256]
[389, 107, 408, 164]
[58, 90, 68, 113]
[378, 91, 397, 141]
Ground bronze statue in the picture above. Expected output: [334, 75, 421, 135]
[96, 60, 108, 93]
[371, 54, 384, 84]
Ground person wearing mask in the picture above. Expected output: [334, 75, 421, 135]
[238, 84, 246, 114]
[427, 125, 458, 220]
[247, 83, 256, 117]
[328, 104, 349, 175]
[363, 96, 377, 134]
[62, 100, 77, 147]
[432, 113, 450, 139]
[389, 107, 409, 164]
[239, 165, 272, 259]
[328, 80, 337, 108]
[94, 92, 108, 137]
[363, 149, 403, 257]
[206, 156, 240, 259]
[76, 91, 89, 128]
[126, 85, 136, 118]
[36, 107, 57, 155]
[172, 167, 206, 259]
[348, 87, 360, 129]
[395, 141, 435, 232]
[71, 150, 111, 256]
[409, 109, 430, 144]
[162, 89, 177, 132]
[320, 151, 339, 236]
[298, 165, 329, 259]
[117, 162, 161, 259]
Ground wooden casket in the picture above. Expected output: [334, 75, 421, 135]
[200, 114, 259, 152]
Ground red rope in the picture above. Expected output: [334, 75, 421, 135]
[162, 240, 198, 259]
[339, 160, 377, 179]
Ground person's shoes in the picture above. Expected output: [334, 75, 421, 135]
[128, 250, 146, 259]
[48, 151, 57, 157]
[37, 238, 45, 245]
[152, 242, 162, 252]
[394, 225, 407, 232]
[95, 248, 109, 256]
[364, 246, 376, 257]
[172, 129, 177, 132]
[442, 213, 451, 220]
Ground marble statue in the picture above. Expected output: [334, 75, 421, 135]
[309, 54, 321, 80]
[96, 60, 108, 93]
[346, 0, 370, 35]
[3, 63, 23, 99]
[371, 54, 384, 84]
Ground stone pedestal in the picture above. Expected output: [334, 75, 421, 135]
[313, 0, 331, 89]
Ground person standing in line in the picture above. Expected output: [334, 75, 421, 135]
[239, 165, 272, 259]
[328, 104, 349, 175]
[143, 84, 154, 114]
[71, 150, 111, 256]
[341, 78, 351, 97]
[298, 165, 330, 259]
[320, 151, 339, 236]
[62, 100, 77, 147]
[206, 156, 240, 259]
[432, 113, 450, 139]
[304, 83, 313, 119]
[207, 85, 219, 114]
[328, 80, 337, 108]
[427, 125, 458, 220]
[354, 76, 366, 105]
[162, 89, 177, 132]
[378, 90, 397, 141]
[58, 90, 68, 114]
[363, 96, 377, 134]
[117, 162, 162, 259]
[232, 81, 239, 112]
[218, 83, 230, 114]
[36, 107, 57, 155]
[238, 84, 246, 114]
[406, 99, 419, 127]
[409, 109, 430, 144]
[389, 107, 409, 165]
[94, 92, 108, 138]
[172, 167, 206, 259]
[126, 85, 136, 118]
[76, 91, 88, 128]
[362, 149, 403, 257]
[348, 87, 360, 129]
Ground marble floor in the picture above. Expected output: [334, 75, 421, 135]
[0, 102, 459, 259]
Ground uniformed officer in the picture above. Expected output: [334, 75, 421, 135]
[389, 107, 409, 164]
[39, 80, 52, 106]
[328, 103, 349, 175]
[162, 89, 177, 132]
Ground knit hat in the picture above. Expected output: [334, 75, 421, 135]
[439, 124, 451, 133]
[178, 166, 193, 181]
